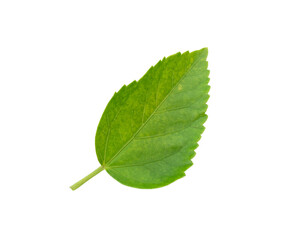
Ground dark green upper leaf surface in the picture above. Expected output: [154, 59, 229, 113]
[95, 49, 210, 188]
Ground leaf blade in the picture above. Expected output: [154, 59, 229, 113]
[95, 48, 210, 188]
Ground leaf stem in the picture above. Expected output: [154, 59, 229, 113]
[70, 165, 104, 191]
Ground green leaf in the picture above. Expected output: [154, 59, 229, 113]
[70, 48, 210, 190]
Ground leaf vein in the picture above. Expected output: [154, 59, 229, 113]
[105, 56, 204, 167]
[109, 147, 183, 169]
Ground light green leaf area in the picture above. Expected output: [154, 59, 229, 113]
[70, 48, 210, 190]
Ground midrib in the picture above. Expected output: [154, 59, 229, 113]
[105, 56, 201, 168]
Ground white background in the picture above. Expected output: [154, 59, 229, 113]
[0, 1, 298, 239]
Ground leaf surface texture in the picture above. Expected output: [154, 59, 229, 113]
[94, 49, 210, 189]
